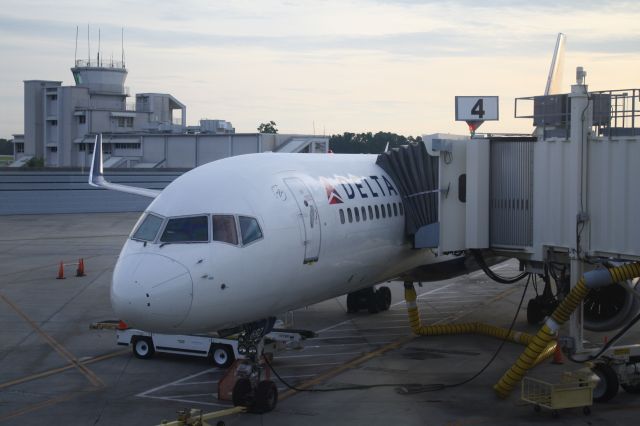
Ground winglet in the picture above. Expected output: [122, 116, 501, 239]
[89, 134, 104, 188]
[544, 33, 566, 96]
[88, 134, 161, 199]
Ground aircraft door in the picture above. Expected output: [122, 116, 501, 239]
[284, 177, 321, 263]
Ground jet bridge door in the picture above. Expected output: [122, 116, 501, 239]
[284, 177, 321, 263]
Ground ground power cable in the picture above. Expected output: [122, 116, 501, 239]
[264, 275, 532, 395]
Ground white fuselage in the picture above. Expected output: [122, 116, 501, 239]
[111, 153, 436, 333]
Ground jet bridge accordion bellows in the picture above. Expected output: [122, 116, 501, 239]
[376, 142, 439, 248]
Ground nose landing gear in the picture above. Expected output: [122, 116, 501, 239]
[231, 318, 279, 414]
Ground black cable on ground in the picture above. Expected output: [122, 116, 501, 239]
[471, 249, 529, 284]
[264, 275, 531, 395]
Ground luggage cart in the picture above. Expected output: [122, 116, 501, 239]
[521, 370, 595, 417]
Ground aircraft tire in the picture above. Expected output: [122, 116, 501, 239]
[252, 380, 278, 413]
[132, 337, 155, 360]
[210, 344, 235, 368]
[346, 293, 359, 313]
[367, 291, 380, 314]
[621, 382, 640, 394]
[379, 286, 392, 311]
[232, 378, 253, 407]
[526, 298, 545, 325]
[592, 363, 619, 403]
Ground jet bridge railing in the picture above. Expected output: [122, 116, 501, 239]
[514, 88, 640, 139]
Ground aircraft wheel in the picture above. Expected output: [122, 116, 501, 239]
[367, 290, 380, 314]
[621, 381, 640, 394]
[252, 380, 278, 413]
[132, 337, 155, 359]
[592, 363, 619, 402]
[210, 344, 235, 368]
[527, 298, 545, 325]
[232, 378, 253, 407]
[379, 286, 392, 311]
[346, 293, 359, 313]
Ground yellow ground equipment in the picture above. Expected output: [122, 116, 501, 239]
[494, 262, 640, 398]
[521, 370, 595, 417]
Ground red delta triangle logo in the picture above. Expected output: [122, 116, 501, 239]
[323, 180, 344, 205]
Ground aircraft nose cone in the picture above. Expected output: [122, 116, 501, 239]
[111, 253, 193, 331]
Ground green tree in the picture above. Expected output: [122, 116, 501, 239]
[329, 131, 422, 154]
[0, 138, 12, 155]
[257, 121, 278, 134]
[24, 157, 45, 168]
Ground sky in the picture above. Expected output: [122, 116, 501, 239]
[1, 0, 640, 139]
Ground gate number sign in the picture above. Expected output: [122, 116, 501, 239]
[455, 96, 499, 121]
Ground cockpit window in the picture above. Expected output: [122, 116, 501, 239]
[160, 215, 209, 243]
[132, 213, 164, 242]
[212, 215, 238, 245]
[239, 216, 263, 245]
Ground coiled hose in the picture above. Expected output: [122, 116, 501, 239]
[493, 262, 640, 398]
[404, 284, 555, 366]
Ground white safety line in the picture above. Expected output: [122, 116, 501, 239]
[275, 351, 363, 359]
[319, 325, 411, 333]
[275, 362, 343, 368]
[140, 394, 227, 407]
[172, 380, 221, 386]
[308, 333, 409, 340]
[302, 340, 393, 349]
[136, 368, 217, 397]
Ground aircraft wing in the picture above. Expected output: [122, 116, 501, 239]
[88, 134, 161, 199]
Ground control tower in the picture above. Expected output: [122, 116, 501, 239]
[71, 58, 129, 96]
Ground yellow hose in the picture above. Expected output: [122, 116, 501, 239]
[404, 284, 556, 366]
[493, 262, 640, 398]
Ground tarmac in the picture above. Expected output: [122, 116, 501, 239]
[0, 212, 639, 425]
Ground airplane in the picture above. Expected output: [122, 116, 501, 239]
[91, 135, 470, 335]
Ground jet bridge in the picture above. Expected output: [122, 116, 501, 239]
[422, 74, 640, 353]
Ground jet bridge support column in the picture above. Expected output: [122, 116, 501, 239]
[568, 76, 593, 354]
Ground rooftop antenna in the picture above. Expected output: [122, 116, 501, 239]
[74, 25, 78, 65]
[87, 24, 90, 66]
[121, 27, 125, 68]
[97, 28, 101, 66]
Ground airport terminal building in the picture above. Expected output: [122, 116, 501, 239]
[10, 58, 327, 168]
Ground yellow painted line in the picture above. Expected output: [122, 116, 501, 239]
[0, 292, 105, 388]
[279, 284, 520, 401]
[0, 388, 97, 422]
[157, 406, 247, 426]
[0, 349, 129, 390]
[153, 283, 521, 424]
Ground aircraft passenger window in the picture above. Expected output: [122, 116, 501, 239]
[368, 206, 373, 220]
[399, 203, 404, 216]
[387, 203, 392, 217]
[381, 204, 386, 218]
[393, 203, 398, 216]
[132, 213, 164, 242]
[361, 207, 367, 221]
[160, 215, 209, 243]
[354, 207, 360, 222]
[212, 215, 238, 245]
[375, 205, 380, 219]
[239, 216, 263, 245]
[347, 208, 353, 223]
[339, 209, 345, 224]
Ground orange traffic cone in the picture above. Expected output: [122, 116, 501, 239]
[76, 258, 86, 277]
[117, 320, 128, 330]
[552, 343, 564, 365]
[56, 261, 65, 279]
